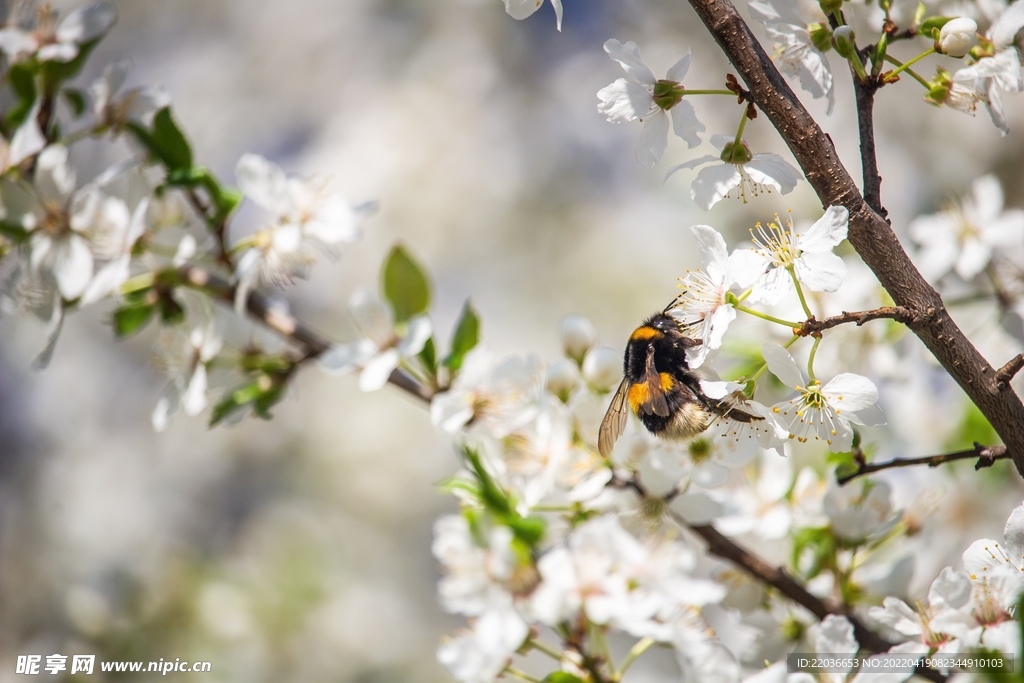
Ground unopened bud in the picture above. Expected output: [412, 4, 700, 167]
[832, 26, 856, 59]
[818, 0, 843, 15]
[546, 360, 581, 402]
[582, 346, 621, 392]
[559, 315, 598, 363]
[938, 17, 978, 57]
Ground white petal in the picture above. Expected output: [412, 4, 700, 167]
[963, 538, 1015, 578]
[635, 110, 669, 168]
[928, 567, 972, 610]
[817, 615, 858, 659]
[596, 78, 654, 123]
[35, 145, 76, 204]
[690, 162, 742, 211]
[37, 43, 79, 62]
[971, 174, 1005, 221]
[359, 348, 400, 392]
[727, 248, 769, 290]
[1003, 504, 1024, 567]
[8, 107, 46, 166]
[991, 0, 1024, 47]
[705, 304, 736, 351]
[399, 316, 432, 357]
[669, 99, 704, 149]
[821, 373, 878, 412]
[666, 50, 692, 82]
[0, 29, 37, 58]
[794, 250, 847, 292]
[431, 392, 474, 433]
[551, 0, 563, 30]
[56, 2, 116, 44]
[79, 255, 129, 305]
[173, 234, 197, 267]
[151, 385, 179, 432]
[846, 403, 886, 427]
[602, 39, 657, 86]
[745, 154, 801, 194]
[318, 339, 378, 374]
[691, 224, 729, 277]
[798, 205, 849, 252]
[670, 491, 724, 524]
[664, 154, 718, 181]
[503, 0, 544, 20]
[236, 153, 291, 215]
[762, 342, 804, 389]
[53, 235, 94, 299]
[983, 209, 1024, 245]
[182, 365, 208, 416]
[954, 237, 992, 280]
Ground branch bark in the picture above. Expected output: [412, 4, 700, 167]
[796, 306, 913, 337]
[837, 443, 1008, 485]
[685, 0, 1024, 475]
[177, 265, 434, 403]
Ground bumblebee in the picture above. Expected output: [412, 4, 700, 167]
[598, 310, 762, 458]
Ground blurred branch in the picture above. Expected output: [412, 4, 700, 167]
[685, 0, 1024, 477]
[176, 265, 434, 403]
[796, 306, 913, 337]
[611, 476, 945, 682]
[837, 443, 1008, 486]
[183, 188, 233, 269]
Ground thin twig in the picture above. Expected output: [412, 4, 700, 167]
[996, 353, 1024, 389]
[176, 265, 434, 403]
[184, 188, 234, 269]
[796, 306, 914, 337]
[837, 444, 1009, 486]
[853, 70, 887, 220]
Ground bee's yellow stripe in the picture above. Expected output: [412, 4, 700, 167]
[659, 372, 674, 391]
[629, 326, 662, 341]
[627, 383, 648, 413]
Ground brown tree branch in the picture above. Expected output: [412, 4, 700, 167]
[685, 0, 1024, 476]
[837, 444, 1009, 486]
[996, 353, 1024, 389]
[176, 265, 434, 403]
[796, 306, 914, 337]
[853, 75, 887, 220]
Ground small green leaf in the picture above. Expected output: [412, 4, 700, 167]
[128, 107, 193, 171]
[507, 516, 545, 547]
[5, 63, 37, 129]
[41, 36, 106, 85]
[919, 16, 953, 34]
[443, 300, 479, 372]
[463, 447, 512, 517]
[62, 88, 87, 118]
[418, 336, 437, 375]
[210, 381, 264, 426]
[544, 673, 585, 683]
[382, 244, 430, 323]
[113, 303, 155, 336]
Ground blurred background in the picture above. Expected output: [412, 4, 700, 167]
[1, 0, 1024, 680]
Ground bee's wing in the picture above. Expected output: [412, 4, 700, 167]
[598, 378, 630, 459]
[640, 346, 670, 417]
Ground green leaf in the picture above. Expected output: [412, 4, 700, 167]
[443, 300, 479, 371]
[113, 303, 155, 337]
[919, 16, 953, 34]
[544, 674, 585, 683]
[210, 381, 264, 426]
[382, 244, 430, 323]
[62, 88, 87, 118]
[791, 526, 836, 580]
[463, 447, 512, 517]
[5, 63, 37, 129]
[418, 336, 437, 375]
[128, 107, 193, 171]
[507, 515, 546, 547]
[41, 36, 105, 85]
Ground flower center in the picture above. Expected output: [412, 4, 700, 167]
[652, 79, 685, 110]
[688, 436, 714, 464]
[750, 215, 799, 267]
[40, 203, 70, 237]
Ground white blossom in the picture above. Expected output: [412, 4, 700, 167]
[909, 174, 1024, 281]
[954, 0, 1024, 134]
[733, 206, 850, 306]
[0, 2, 115, 63]
[89, 61, 170, 132]
[869, 567, 973, 654]
[666, 135, 800, 211]
[939, 18, 980, 57]
[823, 479, 898, 543]
[559, 314, 598, 362]
[233, 153, 363, 311]
[763, 343, 884, 452]
[437, 607, 528, 683]
[597, 39, 705, 168]
[748, 0, 835, 113]
[318, 289, 431, 391]
[152, 325, 223, 432]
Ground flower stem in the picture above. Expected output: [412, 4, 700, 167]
[732, 106, 750, 150]
[527, 638, 565, 661]
[806, 335, 821, 381]
[884, 55, 931, 88]
[889, 47, 935, 77]
[120, 272, 155, 295]
[505, 667, 543, 683]
[789, 268, 814, 319]
[735, 286, 754, 304]
[614, 636, 656, 681]
[682, 89, 737, 96]
[735, 304, 801, 329]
